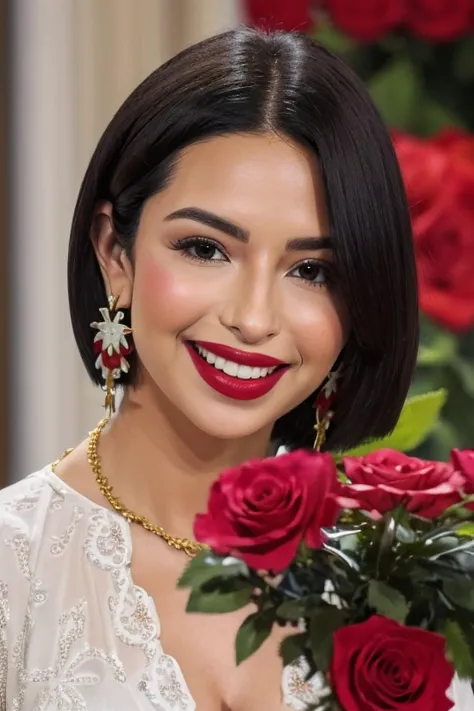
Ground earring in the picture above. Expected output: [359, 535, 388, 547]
[90, 295, 134, 418]
[313, 368, 341, 451]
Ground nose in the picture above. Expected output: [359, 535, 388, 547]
[219, 269, 280, 346]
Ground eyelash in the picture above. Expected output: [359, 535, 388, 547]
[170, 236, 334, 289]
[170, 236, 229, 264]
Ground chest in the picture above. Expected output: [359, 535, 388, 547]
[7, 500, 308, 711]
[130, 532, 289, 711]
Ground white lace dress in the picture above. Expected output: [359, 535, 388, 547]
[0, 469, 472, 711]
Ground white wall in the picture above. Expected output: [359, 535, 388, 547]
[9, 0, 242, 482]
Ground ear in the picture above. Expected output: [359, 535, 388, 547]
[91, 201, 134, 308]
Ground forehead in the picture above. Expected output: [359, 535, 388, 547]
[149, 133, 328, 232]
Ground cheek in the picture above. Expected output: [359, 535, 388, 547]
[132, 256, 206, 333]
[288, 292, 348, 365]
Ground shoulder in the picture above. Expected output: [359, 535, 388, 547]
[0, 470, 57, 577]
[0, 470, 59, 646]
[0, 468, 57, 533]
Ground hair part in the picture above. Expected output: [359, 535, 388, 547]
[68, 27, 419, 452]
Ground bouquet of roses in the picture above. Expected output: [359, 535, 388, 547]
[179, 447, 474, 711]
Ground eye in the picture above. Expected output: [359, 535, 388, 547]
[288, 260, 332, 288]
[171, 237, 229, 263]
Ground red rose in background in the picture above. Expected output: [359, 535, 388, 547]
[433, 128, 474, 170]
[415, 188, 474, 331]
[394, 130, 474, 332]
[325, 0, 404, 42]
[451, 448, 474, 507]
[194, 451, 340, 573]
[341, 449, 464, 518]
[407, 0, 472, 41]
[331, 616, 454, 711]
[392, 130, 450, 219]
[243, 0, 313, 32]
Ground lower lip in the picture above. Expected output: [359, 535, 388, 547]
[185, 344, 288, 401]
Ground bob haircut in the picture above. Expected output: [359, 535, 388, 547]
[68, 27, 419, 453]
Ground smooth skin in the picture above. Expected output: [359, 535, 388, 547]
[57, 133, 349, 711]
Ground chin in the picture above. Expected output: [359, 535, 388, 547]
[188, 406, 273, 441]
[166, 390, 278, 441]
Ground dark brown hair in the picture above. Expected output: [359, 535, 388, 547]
[68, 27, 419, 452]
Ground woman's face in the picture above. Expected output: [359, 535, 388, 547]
[102, 133, 349, 439]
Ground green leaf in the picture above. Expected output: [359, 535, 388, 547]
[235, 612, 274, 665]
[340, 390, 447, 457]
[279, 632, 308, 667]
[442, 619, 474, 680]
[178, 553, 248, 590]
[443, 579, 474, 612]
[186, 584, 253, 614]
[452, 356, 474, 397]
[309, 607, 347, 673]
[455, 523, 474, 538]
[368, 580, 409, 623]
[432, 418, 462, 454]
[419, 98, 466, 135]
[277, 599, 307, 622]
[178, 551, 220, 589]
[367, 56, 421, 130]
[418, 331, 457, 367]
[453, 37, 474, 83]
[313, 21, 355, 55]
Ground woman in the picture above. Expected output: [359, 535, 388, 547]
[0, 27, 471, 710]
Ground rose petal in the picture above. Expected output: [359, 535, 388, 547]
[331, 616, 454, 711]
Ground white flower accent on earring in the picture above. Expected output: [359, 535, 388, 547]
[322, 366, 342, 399]
[91, 307, 133, 380]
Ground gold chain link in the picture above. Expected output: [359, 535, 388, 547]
[88, 419, 208, 558]
[54, 419, 208, 559]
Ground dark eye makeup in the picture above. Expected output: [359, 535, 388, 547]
[170, 236, 335, 288]
[170, 236, 228, 263]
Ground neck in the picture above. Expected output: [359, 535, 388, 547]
[98, 383, 272, 540]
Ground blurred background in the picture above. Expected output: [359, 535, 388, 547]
[0, 0, 473, 487]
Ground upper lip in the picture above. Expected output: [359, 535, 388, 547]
[190, 340, 288, 368]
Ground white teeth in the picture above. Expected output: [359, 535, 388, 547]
[223, 361, 238, 377]
[194, 344, 279, 380]
[214, 356, 226, 370]
[237, 365, 252, 379]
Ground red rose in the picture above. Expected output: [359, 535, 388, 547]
[243, 0, 313, 32]
[341, 449, 465, 518]
[433, 128, 474, 171]
[415, 190, 474, 331]
[325, 0, 404, 42]
[330, 615, 454, 711]
[451, 449, 474, 507]
[392, 131, 449, 219]
[393, 130, 474, 332]
[194, 451, 340, 573]
[407, 0, 472, 41]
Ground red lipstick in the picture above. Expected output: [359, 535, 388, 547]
[185, 340, 289, 401]
[194, 341, 286, 368]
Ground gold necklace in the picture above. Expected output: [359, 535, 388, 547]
[54, 418, 208, 559]
[89, 419, 208, 558]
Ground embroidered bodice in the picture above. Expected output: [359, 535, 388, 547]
[0, 469, 472, 710]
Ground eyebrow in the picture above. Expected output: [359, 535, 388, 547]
[164, 207, 333, 251]
[165, 207, 249, 242]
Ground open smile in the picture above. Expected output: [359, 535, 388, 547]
[185, 340, 290, 401]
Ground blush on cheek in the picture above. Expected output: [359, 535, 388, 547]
[133, 257, 207, 332]
[290, 297, 347, 369]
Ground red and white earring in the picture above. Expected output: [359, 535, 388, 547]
[313, 367, 341, 451]
[90, 295, 134, 418]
